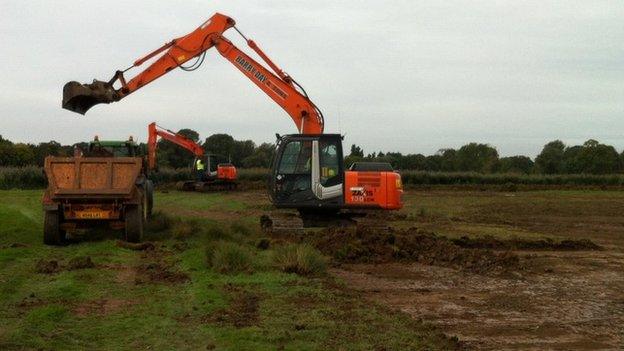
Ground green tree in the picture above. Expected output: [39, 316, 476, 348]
[436, 149, 458, 171]
[535, 140, 565, 174]
[0, 136, 17, 166]
[400, 154, 427, 170]
[562, 145, 583, 174]
[242, 143, 275, 168]
[576, 139, 621, 174]
[349, 144, 364, 157]
[34, 141, 65, 166]
[230, 140, 255, 166]
[204, 134, 235, 159]
[13, 143, 36, 166]
[498, 156, 534, 174]
[456, 143, 499, 173]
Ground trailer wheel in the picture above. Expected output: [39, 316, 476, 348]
[43, 210, 65, 245]
[125, 205, 143, 243]
[145, 180, 154, 218]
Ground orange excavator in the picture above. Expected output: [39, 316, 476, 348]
[62, 12, 402, 231]
[147, 122, 237, 191]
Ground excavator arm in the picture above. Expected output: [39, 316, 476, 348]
[63, 12, 323, 134]
[147, 122, 203, 170]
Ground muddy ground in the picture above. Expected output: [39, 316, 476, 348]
[333, 250, 624, 350]
[164, 189, 624, 350]
[324, 191, 624, 350]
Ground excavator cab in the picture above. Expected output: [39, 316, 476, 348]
[269, 134, 345, 210]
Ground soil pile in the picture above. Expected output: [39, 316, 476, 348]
[116, 240, 155, 251]
[67, 256, 95, 270]
[135, 262, 189, 284]
[313, 227, 521, 273]
[452, 235, 602, 251]
[35, 259, 60, 274]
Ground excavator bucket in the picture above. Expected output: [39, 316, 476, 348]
[62, 80, 120, 115]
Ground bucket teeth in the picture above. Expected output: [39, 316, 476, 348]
[62, 80, 119, 115]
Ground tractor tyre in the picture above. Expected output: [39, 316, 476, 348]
[43, 210, 64, 245]
[125, 204, 143, 243]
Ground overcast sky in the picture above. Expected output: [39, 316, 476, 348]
[1, 1, 622, 157]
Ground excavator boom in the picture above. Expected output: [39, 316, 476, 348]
[147, 122, 203, 170]
[63, 13, 323, 134]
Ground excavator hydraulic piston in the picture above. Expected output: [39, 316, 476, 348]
[62, 80, 119, 114]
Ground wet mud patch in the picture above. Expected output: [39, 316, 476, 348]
[72, 298, 136, 317]
[17, 293, 47, 311]
[135, 262, 189, 284]
[130, 245, 189, 284]
[204, 285, 261, 328]
[311, 227, 521, 274]
[451, 235, 602, 251]
[333, 250, 624, 350]
[116, 240, 155, 251]
[35, 256, 96, 274]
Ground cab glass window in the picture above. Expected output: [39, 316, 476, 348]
[278, 140, 312, 174]
[319, 140, 340, 186]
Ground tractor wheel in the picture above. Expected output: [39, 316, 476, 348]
[43, 210, 65, 245]
[125, 205, 143, 243]
[145, 180, 154, 219]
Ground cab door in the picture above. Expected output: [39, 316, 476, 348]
[271, 135, 344, 209]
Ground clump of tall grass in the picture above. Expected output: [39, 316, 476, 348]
[272, 244, 327, 276]
[205, 241, 254, 274]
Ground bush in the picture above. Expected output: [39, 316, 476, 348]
[3, 165, 624, 190]
[0, 166, 46, 189]
[205, 241, 253, 274]
[273, 244, 327, 276]
[398, 170, 624, 187]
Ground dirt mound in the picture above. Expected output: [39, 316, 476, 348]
[116, 240, 155, 251]
[67, 256, 95, 270]
[205, 285, 260, 328]
[452, 235, 602, 251]
[135, 262, 189, 284]
[17, 293, 45, 310]
[312, 227, 521, 274]
[35, 259, 60, 274]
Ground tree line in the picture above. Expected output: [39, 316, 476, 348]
[347, 139, 624, 175]
[1, 131, 622, 175]
[0, 131, 275, 169]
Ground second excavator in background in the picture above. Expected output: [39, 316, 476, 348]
[147, 122, 237, 191]
[62, 12, 402, 232]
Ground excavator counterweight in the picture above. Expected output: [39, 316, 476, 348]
[62, 80, 119, 114]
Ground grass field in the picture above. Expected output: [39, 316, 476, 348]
[0, 190, 458, 351]
[1, 189, 623, 350]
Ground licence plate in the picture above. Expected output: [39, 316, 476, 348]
[75, 211, 109, 219]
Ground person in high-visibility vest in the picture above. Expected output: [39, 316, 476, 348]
[195, 158, 205, 181]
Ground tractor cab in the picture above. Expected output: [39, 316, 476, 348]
[84, 137, 141, 158]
